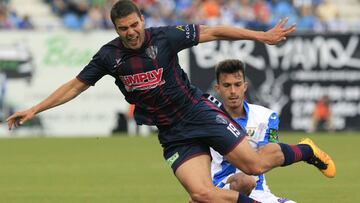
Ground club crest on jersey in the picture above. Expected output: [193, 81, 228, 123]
[145, 45, 158, 59]
[114, 58, 124, 68]
[119, 68, 165, 92]
[246, 128, 256, 137]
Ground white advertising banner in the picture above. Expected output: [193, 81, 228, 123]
[0, 30, 189, 137]
[0, 31, 126, 136]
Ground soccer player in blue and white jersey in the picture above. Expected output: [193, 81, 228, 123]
[7, 1, 335, 202]
[211, 59, 296, 203]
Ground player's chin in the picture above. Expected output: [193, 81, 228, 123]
[128, 43, 141, 50]
[227, 101, 241, 109]
[126, 39, 141, 49]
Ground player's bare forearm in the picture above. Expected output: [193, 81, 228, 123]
[199, 25, 264, 42]
[6, 78, 89, 130]
[199, 18, 296, 45]
[32, 78, 89, 114]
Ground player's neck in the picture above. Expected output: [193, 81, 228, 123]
[226, 104, 246, 119]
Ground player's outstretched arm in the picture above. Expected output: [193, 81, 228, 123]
[6, 78, 89, 130]
[199, 18, 296, 45]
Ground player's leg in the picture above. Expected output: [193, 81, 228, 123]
[175, 154, 239, 202]
[224, 139, 282, 175]
[225, 137, 336, 178]
[164, 141, 259, 203]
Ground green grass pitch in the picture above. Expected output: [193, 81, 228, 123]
[0, 132, 359, 203]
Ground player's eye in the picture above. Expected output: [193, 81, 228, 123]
[235, 82, 242, 87]
[131, 22, 139, 28]
[118, 27, 128, 31]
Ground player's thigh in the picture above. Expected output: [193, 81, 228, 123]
[224, 139, 263, 175]
[225, 141, 283, 175]
[175, 154, 222, 203]
[175, 154, 214, 193]
[175, 154, 240, 202]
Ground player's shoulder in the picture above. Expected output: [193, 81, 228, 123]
[143, 26, 173, 42]
[95, 37, 126, 58]
[146, 26, 171, 34]
[247, 103, 278, 123]
[103, 37, 121, 49]
[247, 103, 275, 116]
[148, 24, 197, 35]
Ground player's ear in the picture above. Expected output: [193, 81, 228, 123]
[214, 83, 220, 94]
[244, 81, 248, 92]
[140, 15, 145, 23]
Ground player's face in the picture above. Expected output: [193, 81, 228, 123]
[114, 12, 145, 50]
[215, 71, 248, 110]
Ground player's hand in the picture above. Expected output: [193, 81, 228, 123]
[6, 109, 36, 130]
[227, 173, 256, 195]
[262, 18, 296, 45]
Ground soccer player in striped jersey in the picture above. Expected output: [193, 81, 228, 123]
[211, 59, 296, 203]
[7, 1, 335, 202]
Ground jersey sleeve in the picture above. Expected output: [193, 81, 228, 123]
[77, 49, 109, 86]
[266, 112, 280, 143]
[163, 24, 199, 53]
[210, 148, 237, 188]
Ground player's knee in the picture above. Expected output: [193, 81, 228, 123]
[189, 187, 213, 203]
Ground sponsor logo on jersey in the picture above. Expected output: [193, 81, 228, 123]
[119, 68, 165, 92]
[176, 25, 185, 31]
[145, 45, 158, 59]
[185, 25, 191, 39]
[176, 25, 196, 40]
[166, 152, 179, 167]
[269, 128, 279, 142]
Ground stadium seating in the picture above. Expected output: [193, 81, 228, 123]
[9, 0, 62, 29]
[4, 0, 360, 31]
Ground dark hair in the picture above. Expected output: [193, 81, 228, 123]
[215, 59, 246, 83]
[110, 0, 142, 26]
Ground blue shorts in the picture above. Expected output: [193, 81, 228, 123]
[160, 94, 246, 172]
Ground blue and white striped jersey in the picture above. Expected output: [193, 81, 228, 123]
[211, 101, 279, 192]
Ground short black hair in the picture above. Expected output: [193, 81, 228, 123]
[110, 0, 142, 26]
[215, 59, 246, 83]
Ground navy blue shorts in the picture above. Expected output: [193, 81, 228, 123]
[160, 94, 246, 172]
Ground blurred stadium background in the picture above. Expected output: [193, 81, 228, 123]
[0, 0, 360, 202]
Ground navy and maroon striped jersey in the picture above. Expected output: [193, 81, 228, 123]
[77, 24, 204, 126]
